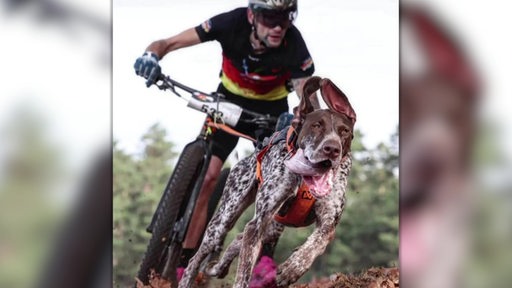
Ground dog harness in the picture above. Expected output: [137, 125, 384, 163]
[256, 126, 317, 227]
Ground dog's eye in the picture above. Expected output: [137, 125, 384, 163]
[312, 122, 321, 129]
[338, 127, 349, 135]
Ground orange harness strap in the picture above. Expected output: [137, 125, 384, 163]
[285, 125, 297, 153]
[207, 121, 257, 143]
[256, 126, 317, 227]
[255, 130, 280, 185]
[274, 182, 316, 227]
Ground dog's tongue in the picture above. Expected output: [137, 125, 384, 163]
[284, 149, 327, 176]
[303, 170, 333, 198]
[285, 149, 333, 198]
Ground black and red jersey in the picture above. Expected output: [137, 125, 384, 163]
[195, 7, 315, 101]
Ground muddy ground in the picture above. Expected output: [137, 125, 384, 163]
[135, 267, 399, 288]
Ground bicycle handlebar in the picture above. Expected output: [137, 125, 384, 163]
[154, 74, 277, 129]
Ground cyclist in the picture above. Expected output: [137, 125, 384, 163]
[134, 0, 319, 277]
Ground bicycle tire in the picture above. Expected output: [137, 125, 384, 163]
[135, 140, 208, 286]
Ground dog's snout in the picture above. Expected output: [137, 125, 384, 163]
[321, 140, 341, 158]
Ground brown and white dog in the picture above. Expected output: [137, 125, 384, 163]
[178, 76, 356, 288]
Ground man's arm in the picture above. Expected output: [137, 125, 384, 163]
[146, 27, 202, 59]
[292, 77, 320, 109]
[135, 28, 201, 87]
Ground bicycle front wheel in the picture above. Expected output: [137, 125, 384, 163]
[135, 139, 208, 286]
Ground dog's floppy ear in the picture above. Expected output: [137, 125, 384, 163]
[298, 76, 321, 116]
[320, 78, 357, 126]
[292, 76, 321, 130]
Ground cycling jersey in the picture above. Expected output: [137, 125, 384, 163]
[195, 7, 315, 101]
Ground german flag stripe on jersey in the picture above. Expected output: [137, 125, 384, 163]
[220, 54, 290, 101]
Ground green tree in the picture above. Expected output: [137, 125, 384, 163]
[333, 129, 399, 273]
[113, 123, 178, 287]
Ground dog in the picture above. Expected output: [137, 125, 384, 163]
[178, 76, 356, 288]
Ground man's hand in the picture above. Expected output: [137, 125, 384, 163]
[134, 52, 161, 87]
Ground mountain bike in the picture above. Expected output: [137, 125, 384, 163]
[135, 74, 282, 287]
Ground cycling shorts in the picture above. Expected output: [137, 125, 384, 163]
[211, 83, 289, 162]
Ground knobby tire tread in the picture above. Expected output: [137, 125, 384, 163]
[136, 141, 207, 285]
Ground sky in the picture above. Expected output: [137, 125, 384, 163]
[113, 0, 399, 158]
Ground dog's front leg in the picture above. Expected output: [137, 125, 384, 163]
[206, 232, 242, 278]
[276, 227, 335, 287]
[234, 218, 263, 287]
[178, 209, 234, 288]
[276, 197, 346, 287]
[235, 180, 297, 287]
[179, 157, 258, 288]
[208, 208, 285, 280]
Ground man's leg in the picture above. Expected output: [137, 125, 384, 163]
[180, 156, 224, 266]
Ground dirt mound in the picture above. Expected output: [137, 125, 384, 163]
[135, 267, 399, 288]
[291, 267, 399, 288]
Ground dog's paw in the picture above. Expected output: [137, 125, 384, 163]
[205, 261, 220, 276]
[205, 261, 230, 279]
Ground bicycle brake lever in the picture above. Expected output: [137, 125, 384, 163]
[155, 75, 182, 97]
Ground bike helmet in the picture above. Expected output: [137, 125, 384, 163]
[249, 0, 298, 12]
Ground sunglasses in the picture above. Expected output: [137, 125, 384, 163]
[255, 9, 297, 29]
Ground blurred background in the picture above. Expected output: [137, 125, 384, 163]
[0, 0, 511, 288]
[401, 0, 512, 288]
[0, 0, 111, 287]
